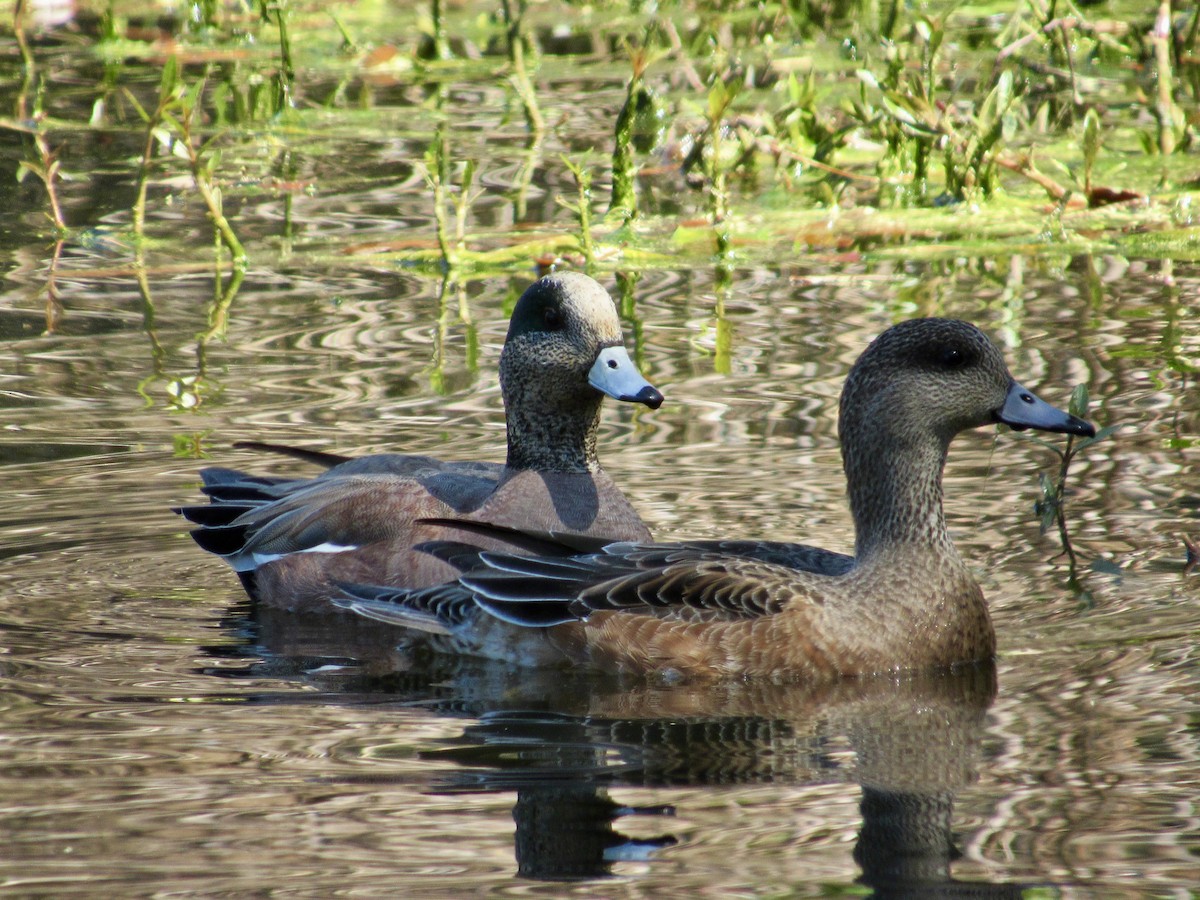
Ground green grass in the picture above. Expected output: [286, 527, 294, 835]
[3, 0, 1197, 280]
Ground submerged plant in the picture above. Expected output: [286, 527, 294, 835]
[1030, 383, 1117, 568]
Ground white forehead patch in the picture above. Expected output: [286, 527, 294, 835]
[545, 271, 621, 340]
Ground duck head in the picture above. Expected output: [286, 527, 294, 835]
[500, 272, 662, 472]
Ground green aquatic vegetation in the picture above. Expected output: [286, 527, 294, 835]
[258, 0, 297, 115]
[126, 58, 247, 271]
[422, 0, 452, 62]
[610, 44, 661, 222]
[701, 75, 739, 225]
[852, 50, 1017, 206]
[501, 0, 543, 136]
[3, 0, 1198, 286]
[11, 0, 65, 235]
[421, 121, 481, 271]
[559, 155, 598, 271]
[1028, 384, 1118, 571]
[773, 70, 852, 188]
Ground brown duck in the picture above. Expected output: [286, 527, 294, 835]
[335, 318, 1096, 680]
[176, 272, 663, 613]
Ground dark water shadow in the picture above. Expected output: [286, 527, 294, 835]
[204, 606, 1042, 893]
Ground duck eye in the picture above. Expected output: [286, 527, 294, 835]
[937, 347, 966, 368]
[543, 306, 562, 330]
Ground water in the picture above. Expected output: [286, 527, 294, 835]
[3, 11, 1200, 898]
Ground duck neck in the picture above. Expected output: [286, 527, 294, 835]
[843, 428, 957, 563]
[504, 390, 602, 474]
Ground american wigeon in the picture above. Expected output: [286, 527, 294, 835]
[176, 272, 663, 612]
[335, 318, 1097, 681]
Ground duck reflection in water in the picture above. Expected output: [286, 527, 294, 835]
[216, 613, 1033, 893]
[416, 663, 1025, 892]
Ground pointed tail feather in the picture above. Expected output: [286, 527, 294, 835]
[232, 440, 353, 469]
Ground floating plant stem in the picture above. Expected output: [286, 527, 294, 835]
[1030, 384, 1117, 568]
[259, 0, 296, 113]
[12, 0, 66, 234]
[190, 150, 248, 268]
[1150, 0, 1182, 161]
[166, 66, 248, 267]
[428, 0, 451, 61]
[128, 57, 183, 245]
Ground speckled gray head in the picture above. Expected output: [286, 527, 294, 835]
[501, 272, 663, 410]
[500, 272, 662, 472]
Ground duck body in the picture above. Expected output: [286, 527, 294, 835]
[176, 272, 662, 613]
[336, 318, 1096, 681]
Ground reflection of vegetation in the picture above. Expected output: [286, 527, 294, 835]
[614, 270, 645, 371]
[423, 120, 481, 272]
[429, 273, 478, 395]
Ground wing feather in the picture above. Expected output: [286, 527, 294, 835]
[459, 546, 814, 626]
[331, 581, 467, 635]
[332, 541, 841, 634]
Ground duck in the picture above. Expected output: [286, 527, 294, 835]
[334, 317, 1097, 680]
[175, 272, 663, 613]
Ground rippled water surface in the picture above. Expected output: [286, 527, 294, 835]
[3, 9, 1200, 898]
